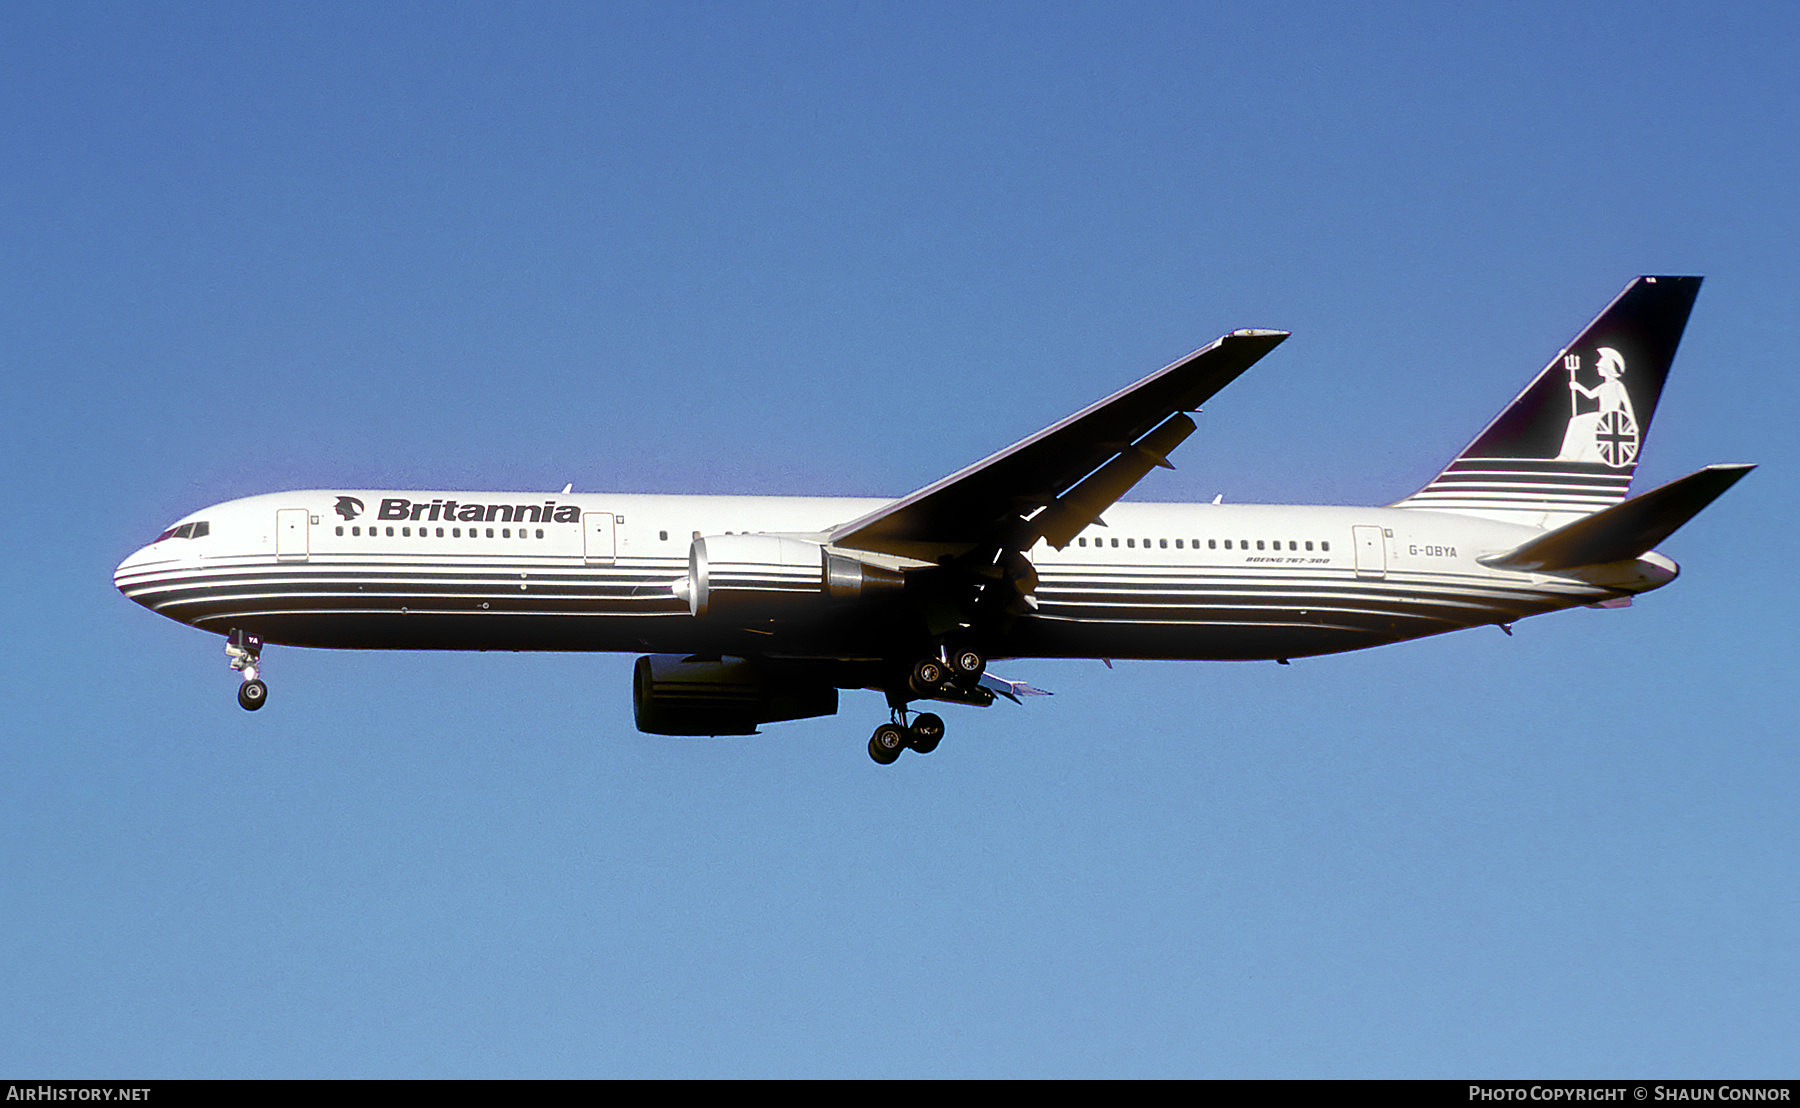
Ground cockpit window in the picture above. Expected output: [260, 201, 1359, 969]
[155, 521, 210, 542]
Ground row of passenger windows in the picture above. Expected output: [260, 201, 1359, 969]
[1075, 535, 1330, 553]
[337, 525, 547, 540]
[331, 523, 1328, 553]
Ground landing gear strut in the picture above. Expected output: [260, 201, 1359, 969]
[226, 629, 267, 711]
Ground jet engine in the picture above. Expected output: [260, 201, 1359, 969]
[632, 654, 839, 736]
[681, 534, 906, 620]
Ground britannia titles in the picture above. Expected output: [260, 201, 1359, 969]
[376, 497, 582, 524]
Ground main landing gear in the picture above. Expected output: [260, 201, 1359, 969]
[866, 643, 986, 765]
[907, 645, 986, 697]
[226, 629, 267, 711]
[867, 710, 945, 766]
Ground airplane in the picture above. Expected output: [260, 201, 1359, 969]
[115, 276, 1752, 764]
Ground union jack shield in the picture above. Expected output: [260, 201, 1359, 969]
[1594, 408, 1638, 468]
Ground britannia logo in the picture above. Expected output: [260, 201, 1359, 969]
[334, 496, 365, 521]
[1556, 347, 1639, 468]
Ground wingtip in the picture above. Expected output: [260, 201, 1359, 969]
[1699, 461, 1757, 482]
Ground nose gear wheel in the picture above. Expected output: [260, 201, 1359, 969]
[226, 629, 267, 712]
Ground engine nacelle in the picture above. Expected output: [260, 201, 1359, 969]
[632, 654, 838, 736]
[683, 533, 906, 620]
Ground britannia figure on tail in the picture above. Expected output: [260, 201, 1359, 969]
[1557, 346, 1639, 467]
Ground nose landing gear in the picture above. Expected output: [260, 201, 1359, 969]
[226, 629, 267, 711]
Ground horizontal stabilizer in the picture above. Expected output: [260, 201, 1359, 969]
[1479, 463, 1753, 572]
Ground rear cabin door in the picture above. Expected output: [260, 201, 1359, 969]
[276, 508, 310, 562]
[1352, 525, 1386, 580]
[583, 512, 616, 565]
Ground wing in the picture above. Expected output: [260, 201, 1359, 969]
[828, 329, 1288, 555]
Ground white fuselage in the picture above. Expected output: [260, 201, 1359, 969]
[114, 490, 1679, 664]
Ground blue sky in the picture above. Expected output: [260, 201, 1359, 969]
[4, 0, 1796, 1078]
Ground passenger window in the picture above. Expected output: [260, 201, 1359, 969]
[1223, 540, 1232, 550]
[1256, 540, 1264, 550]
[1321, 541, 1330, 551]
[1159, 539, 1168, 549]
[1110, 538, 1119, 548]
[535, 529, 544, 539]
[336, 526, 344, 536]
[659, 530, 668, 541]
[1174, 539, 1183, 549]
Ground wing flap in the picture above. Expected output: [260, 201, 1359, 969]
[1034, 412, 1196, 548]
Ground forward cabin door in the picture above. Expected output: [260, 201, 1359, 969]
[276, 508, 310, 562]
[1352, 525, 1386, 580]
[583, 512, 616, 565]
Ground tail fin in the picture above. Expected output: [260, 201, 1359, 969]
[1393, 276, 1702, 525]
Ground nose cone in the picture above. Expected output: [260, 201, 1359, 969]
[116, 547, 141, 590]
[115, 548, 144, 600]
[114, 543, 174, 610]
